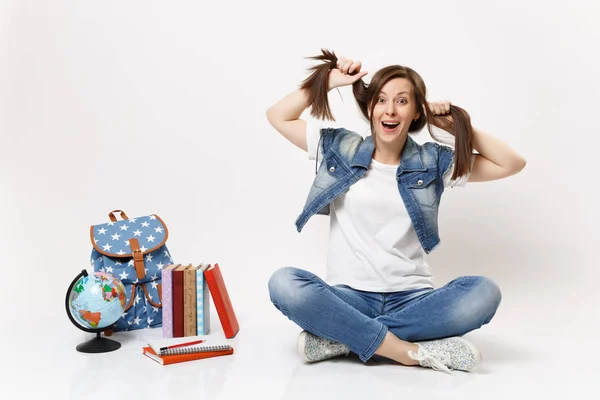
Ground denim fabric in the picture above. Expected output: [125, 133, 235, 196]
[268, 267, 501, 362]
[295, 129, 454, 254]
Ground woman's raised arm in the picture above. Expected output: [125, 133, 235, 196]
[266, 89, 311, 151]
[266, 54, 367, 151]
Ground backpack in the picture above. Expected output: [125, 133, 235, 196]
[89, 210, 173, 332]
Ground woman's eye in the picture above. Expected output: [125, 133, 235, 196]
[397, 99, 407, 104]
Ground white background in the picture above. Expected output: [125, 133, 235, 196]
[2, 0, 599, 398]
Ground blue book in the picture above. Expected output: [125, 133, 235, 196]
[196, 263, 211, 335]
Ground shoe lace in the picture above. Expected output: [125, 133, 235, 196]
[407, 349, 454, 375]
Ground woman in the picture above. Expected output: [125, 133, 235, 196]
[266, 50, 526, 373]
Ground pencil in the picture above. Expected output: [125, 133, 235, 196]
[159, 339, 205, 351]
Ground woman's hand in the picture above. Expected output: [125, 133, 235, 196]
[328, 56, 368, 91]
[426, 100, 469, 135]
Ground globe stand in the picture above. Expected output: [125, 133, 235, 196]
[66, 269, 123, 353]
[76, 331, 121, 353]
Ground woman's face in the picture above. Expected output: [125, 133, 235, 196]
[369, 78, 420, 145]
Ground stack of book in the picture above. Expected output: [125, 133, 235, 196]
[143, 340, 234, 366]
[161, 263, 239, 339]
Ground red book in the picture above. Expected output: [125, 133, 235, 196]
[172, 264, 186, 337]
[204, 263, 239, 338]
[142, 345, 233, 366]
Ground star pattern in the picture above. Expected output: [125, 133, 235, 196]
[90, 214, 170, 331]
[93, 215, 166, 256]
[92, 215, 167, 257]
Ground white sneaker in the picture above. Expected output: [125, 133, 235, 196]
[407, 337, 482, 374]
[297, 331, 350, 362]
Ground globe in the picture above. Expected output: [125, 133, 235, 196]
[65, 269, 126, 353]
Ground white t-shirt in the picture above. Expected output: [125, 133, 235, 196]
[306, 122, 474, 292]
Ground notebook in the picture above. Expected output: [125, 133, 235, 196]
[142, 344, 234, 366]
[204, 263, 239, 338]
[147, 335, 210, 355]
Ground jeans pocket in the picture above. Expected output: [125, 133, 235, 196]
[407, 172, 438, 207]
[314, 152, 347, 189]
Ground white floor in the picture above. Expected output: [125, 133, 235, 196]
[8, 294, 598, 400]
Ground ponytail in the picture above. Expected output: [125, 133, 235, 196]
[426, 105, 474, 180]
[299, 49, 338, 120]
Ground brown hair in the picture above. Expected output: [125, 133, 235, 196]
[299, 49, 473, 180]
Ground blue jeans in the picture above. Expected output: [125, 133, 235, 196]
[268, 267, 502, 362]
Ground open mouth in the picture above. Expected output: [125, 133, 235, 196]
[381, 121, 400, 133]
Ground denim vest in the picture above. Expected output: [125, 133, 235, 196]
[295, 128, 455, 254]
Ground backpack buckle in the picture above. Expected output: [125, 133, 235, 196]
[129, 239, 146, 280]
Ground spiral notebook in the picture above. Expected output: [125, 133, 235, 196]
[147, 335, 209, 355]
[143, 344, 234, 366]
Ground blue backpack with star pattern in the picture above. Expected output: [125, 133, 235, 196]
[90, 210, 174, 333]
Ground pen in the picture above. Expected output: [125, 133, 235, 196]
[159, 339, 204, 351]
